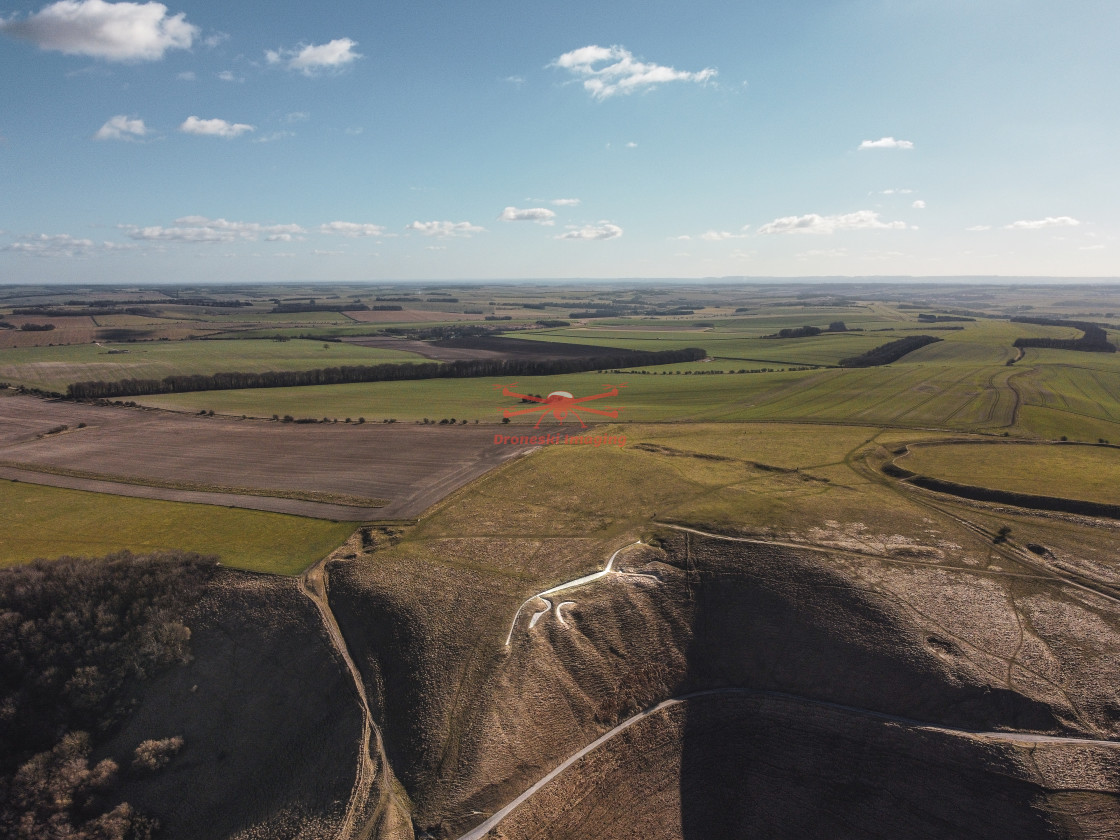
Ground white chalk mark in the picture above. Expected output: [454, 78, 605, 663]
[529, 598, 552, 629]
[504, 541, 640, 646]
[555, 601, 575, 626]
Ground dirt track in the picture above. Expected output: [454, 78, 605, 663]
[300, 558, 411, 839]
[456, 685, 1120, 840]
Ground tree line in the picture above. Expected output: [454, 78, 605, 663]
[66, 346, 708, 399]
[839, 335, 941, 367]
[1010, 316, 1116, 352]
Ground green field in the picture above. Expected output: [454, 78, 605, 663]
[371, 421, 979, 593]
[898, 442, 1120, 506]
[0, 479, 356, 575]
[0, 338, 424, 392]
[131, 346, 1120, 442]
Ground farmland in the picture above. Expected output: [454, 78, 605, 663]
[897, 441, 1120, 506]
[0, 479, 355, 574]
[4, 281, 1120, 840]
[0, 337, 425, 393]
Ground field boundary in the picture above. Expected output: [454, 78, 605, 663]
[882, 441, 1120, 520]
[0, 465, 385, 521]
[0, 459, 389, 508]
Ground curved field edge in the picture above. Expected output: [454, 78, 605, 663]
[885, 440, 1120, 518]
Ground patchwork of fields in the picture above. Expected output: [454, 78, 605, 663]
[3, 283, 1120, 574]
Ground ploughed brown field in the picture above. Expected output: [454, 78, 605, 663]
[0, 394, 529, 519]
[340, 334, 631, 363]
[343, 309, 489, 324]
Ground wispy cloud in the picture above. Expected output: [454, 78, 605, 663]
[550, 45, 716, 100]
[179, 116, 254, 138]
[966, 225, 991, 232]
[556, 222, 623, 240]
[266, 37, 361, 75]
[251, 130, 294, 143]
[859, 136, 914, 150]
[405, 220, 485, 238]
[0, 0, 197, 61]
[796, 248, 849, 260]
[3, 232, 96, 256]
[94, 114, 146, 140]
[499, 206, 556, 225]
[551, 198, 580, 206]
[912, 200, 926, 209]
[699, 227, 749, 241]
[758, 210, 910, 235]
[319, 221, 386, 237]
[123, 216, 304, 242]
[1004, 216, 1080, 230]
[217, 70, 242, 83]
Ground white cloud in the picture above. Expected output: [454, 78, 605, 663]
[405, 220, 485, 238]
[0, 0, 197, 61]
[699, 227, 749, 241]
[912, 200, 926, 209]
[625, 141, 638, 148]
[1004, 216, 1081, 230]
[551, 44, 716, 100]
[123, 216, 304, 243]
[551, 198, 580, 206]
[177, 70, 194, 80]
[499, 206, 556, 225]
[94, 114, 146, 140]
[285, 111, 309, 123]
[758, 210, 910, 235]
[217, 70, 242, 83]
[266, 37, 360, 75]
[3, 233, 96, 255]
[556, 222, 623, 240]
[201, 30, 226, 48]
[504, 75, 525, 85]
[859, 137, 914, 150]
[966, 225, 991, 232]
[319, 221, 386, 237]
[179, 116, 254, 137]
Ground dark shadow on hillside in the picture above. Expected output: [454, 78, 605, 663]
[675, 532, 1063, 839]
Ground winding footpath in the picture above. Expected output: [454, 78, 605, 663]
[459, 526, 1120, 840]
[299, 557, 399, 840]
[455, 686, 1120, 840]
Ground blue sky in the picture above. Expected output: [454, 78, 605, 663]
[1, 0, 1117, 283]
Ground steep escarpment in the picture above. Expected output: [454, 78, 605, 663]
[332, 525, 1120, 839]
[104, 570, 364, 840]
